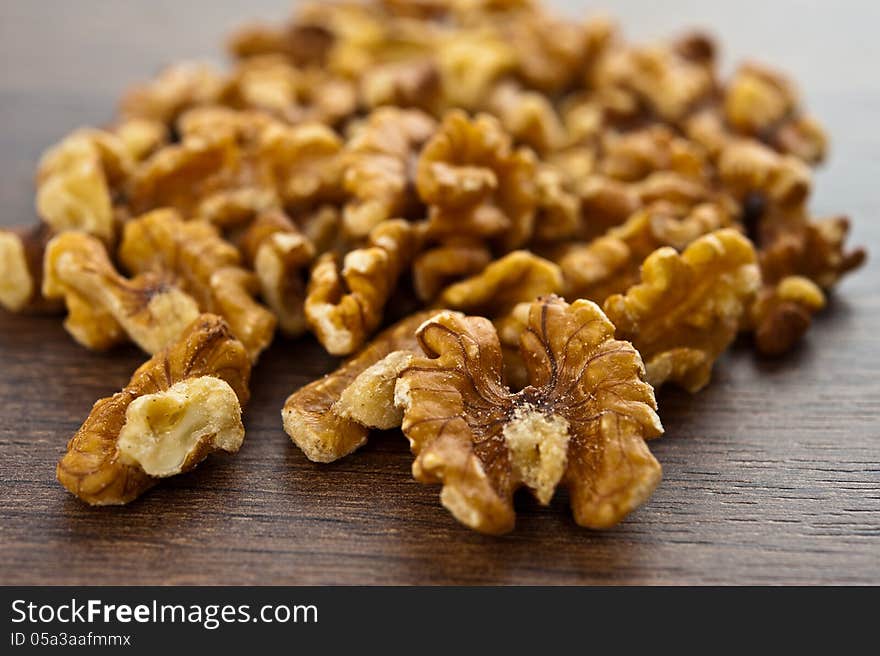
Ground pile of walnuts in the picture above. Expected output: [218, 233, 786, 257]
[0, 0, 865, 534]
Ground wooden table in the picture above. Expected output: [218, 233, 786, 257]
[1, 0, 877, 585]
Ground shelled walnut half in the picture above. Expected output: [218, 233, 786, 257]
[283, 310, 436, 463]
[36, 129, 133, 243]
[119, 209, 277, 361]
[603, 229, 760, 392]
[57, 314, 251, 505]
[43, 232, 200, 354]
[0, 224, 59, 314]
[395, 295, 663, 534]
[305, 219, 418, 356]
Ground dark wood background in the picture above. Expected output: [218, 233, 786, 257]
[1, 1, 877, 585]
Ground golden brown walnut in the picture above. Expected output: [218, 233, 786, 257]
[238, 209, 315, 336]
[259, 120, 345, 211]
[435, 250, 563, 393]
[486, 82, 565, 154]
[756, 210, 865, 290]
[436, 29, 516, 110]
[505, 10, 590, 94]
[112, 118, 168, 162]
[128, 109, 343, 224]
[42, 232, 200, 354]
[228, 19, 335, 67]
[119, 62, 225, 125]
[718, 140, 811, 209]
[595, 39, 715, 123]
[395, 295, 663, 534]
[0, 224, 59, 314]
[119, 209, 277, 361]
[604, 229, 760, 392]
[283, 310, 436, 462]
[305, 219, 417, 355]
[360, 59, 443, 113]
[297, 204, 343, 255]
[435, 250, 563, 318]
[416, 110, 537, 250]
[412, 240, 492, 302]
[532, 163, 582, 242]
[341, 107, 436, 238]
[556, 201, 731, 303]
[221, 55, 357, 126]
[36, 129, 133, 243]
[57, 314, 251, 505]
[750, 276, 825, 356]
[575, 175, 639, 239]
[723, 63, 827, 164]
[599, 125, 709, 183]
[126, 120, 274, 223]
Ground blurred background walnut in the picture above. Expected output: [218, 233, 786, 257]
[0, 224, 60, 314]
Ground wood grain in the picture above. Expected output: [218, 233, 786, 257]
[0, 0, 878, 585]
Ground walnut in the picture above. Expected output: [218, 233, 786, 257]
[228, 20, 335, 68]
[599, 125, 709, 183]
[750, 276, 826, 356]
[575, 175, 639, 240]
[112, 118, 168, 162]
[119, 209, 239, 308]
[0, 224, 59, 314]
[119, 62, 225, 125]
[126, 117, 275, 223]
[504, 10, 589, 94]
[754, 209, 865, 290]
[305, 219, 417, 355]
[416, 110, 538, 250]
[283, 310, 435, 462]
[435, 250, 563, 318]
[595, 40, 715, 123]
[208, 267, 279, 363]
[238, 209, 315, 336]
[556, 201, 731, 303]
[723, 63, 827, 163]
[128, 109, 342, 224]
[42, 231, 200, 353]
[394, 295, 663, 534]
[532, 163, 582, 242]
[360, 58, 443, 113]
[222, 56, 357, 126]
[604, 229, 760, 392]
[258, 120, 344, 211]
[288, 1, 437, 78]
[412, 239, 492, 302]
[35, 129, 133, 243]
[718, 140, 811, 210]
[486, 82, 565, 154]
[57, 314, 251, 505]
[297, 204, 343, 255]
[341, 107, 436, 238]
[437, 29, 516, 110]
[119, 209, 277, 361]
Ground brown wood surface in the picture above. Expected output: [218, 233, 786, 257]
[1, 1, 878, 585]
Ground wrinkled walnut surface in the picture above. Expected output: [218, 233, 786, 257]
[395, 295, 663, 534]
